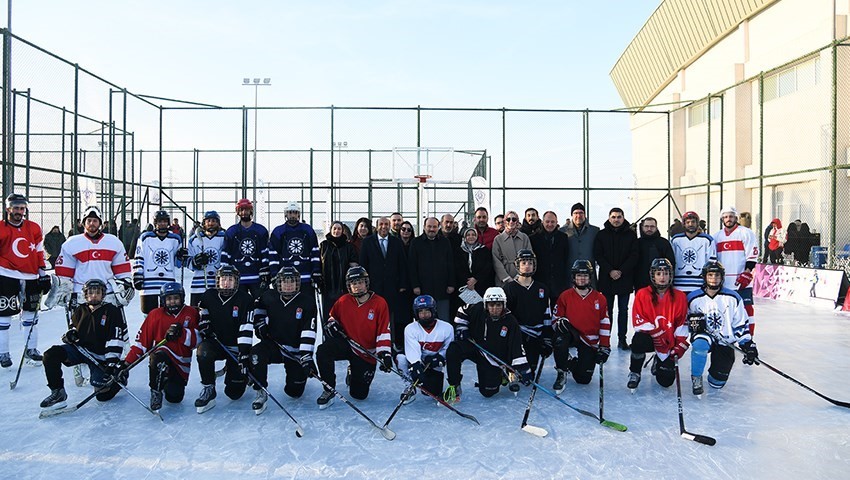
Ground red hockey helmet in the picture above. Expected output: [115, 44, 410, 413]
[236, 198, 254, 212]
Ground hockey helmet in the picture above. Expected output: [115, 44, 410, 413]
[719, 206, 738, 218]
[153, 210, 170, 224]
[83, 279, 107, 305]
[345, 266, 370, 296]
[649, 258, 673, 290]
[159, 282, 185, 314]
[571, 259, 593, 287]
[236, 198, 254, 212]
[5, 193, 28, 209]
[701, 260, 725, 290]
[483, 287, 507, 320]
[274, 266, 301, 297]
[284, 201, 301, 214]
[682, 211, 700, 222]
[82, 205, 103, 223]
[514, 249, 537, 277]
[215, 265, 240, 297]
[413, 295, 438, 326]
[203, 210, 221, 222]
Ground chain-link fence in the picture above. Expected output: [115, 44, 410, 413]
[2, 30, 849, 269]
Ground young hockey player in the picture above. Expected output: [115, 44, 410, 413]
[396, 295, 454, 403]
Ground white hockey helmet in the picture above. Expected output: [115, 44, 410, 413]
[82, 205, 103, 223]
[483, 287, 507, 304]
[284, 201, 301, 214]
[719, 206, 738, 218]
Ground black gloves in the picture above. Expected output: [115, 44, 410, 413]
[378, 351, 393, 373]
[299, 354, 317, 377]
[62, 328, 79, 345]
[193, 251, 210, 268]
[165, 323, 182, 342]
[238, 353, 252, 376]
[410, 361, 425, 382]
[741, 341, 759, 365]
[325, 319, 344, 339]
[455, 327, 468, 342]
[133, 273, 144, 290]
[596, 346, 611, 365]
[540, 337, 554, 358]
[424, 354, 445, 370]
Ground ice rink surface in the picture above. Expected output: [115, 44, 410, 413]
[1, 292, 849, 479]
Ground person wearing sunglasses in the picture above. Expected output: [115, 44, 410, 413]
[492, 211, 532, 287]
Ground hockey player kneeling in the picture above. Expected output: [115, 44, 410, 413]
[315, 266, 391, 409]
[396, 295, 454, 404]
[250, 267, 317, 415]
[686, 260, 758, 396]
[124, 282, 200, 412]
[194, 266, 255, 413]
[444, 287, 531, 404]
[628, 258, 689, 391]
[40, 279, 128, 410]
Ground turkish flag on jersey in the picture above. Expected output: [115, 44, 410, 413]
[0, 220, 46, 278]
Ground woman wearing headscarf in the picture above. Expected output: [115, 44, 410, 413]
[319, 221, 359, 320]
[454, 227, 495, 305]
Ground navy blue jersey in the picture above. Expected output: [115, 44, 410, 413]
[221, 222, 269, 286]
[268, 222, 320, 284]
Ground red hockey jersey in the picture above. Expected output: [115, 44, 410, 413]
[631, 286, 689, 360]
[125, 305, 200, 381]
[328, 292, 391, 364]
[0, 220, 46, 279]
[554, 287, 611, 348]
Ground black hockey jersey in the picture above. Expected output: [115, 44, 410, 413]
[198, 288, 255, 355]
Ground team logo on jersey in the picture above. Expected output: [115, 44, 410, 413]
[11, 238, 33, 258]
[367, 309, 375, 321]
[296, 307, 303, 319]
[0, 295, 20, 311]
[233, 306, 239, 318]
[183, 318, 190, 327]
[205, 249, 219, 264]
[500, 326, 507, 337]
[538, 288, 545, 299]
[707, 310, 723, 331]
[594, 301, 599, 310]
[287, 237, 304, 256]
[101, 315, 107, 326]
[240, 238, 256, 257]
[682, 247, 697, 265]
[153, 248, 170, 267]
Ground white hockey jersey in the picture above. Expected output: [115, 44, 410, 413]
[671, 232, 717, 292]
[687, 287, 752, 346]
[713, 225, 759, 290]
[134, 231, 183, 296]
[55, 233, 132, 293]
[402, 319, 454, 369]
[187, 229, 226, 295]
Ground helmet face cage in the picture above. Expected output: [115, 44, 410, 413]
[83, 279, 107, 305]
[215, 267, 240, 296]
[159, 282, 185, 314]
[5, 193, 28, 210]
[346, 267, 370, 296]
[514, 249, 537, 277]
[650, 258, 673, 289]
[83, 206, 103, 224]
[274, 268, 301, 296]
[701, 261, 725, 289]
[154, 210, 170, 224]
[571, 260, 593, 286]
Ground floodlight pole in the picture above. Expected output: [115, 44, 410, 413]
[242, 77, 271, 201]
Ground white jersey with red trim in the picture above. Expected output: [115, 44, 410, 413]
[402, 319, 454, 366]
[0, 219, 46, 279]
[55, 233, 133, 293]
[713, 225, 759, 290]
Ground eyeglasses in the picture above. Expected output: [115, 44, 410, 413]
[505, 217, 519, 223]
[400, 227, 413, 232]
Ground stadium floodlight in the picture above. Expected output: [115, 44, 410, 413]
[242, 77, 272, 201]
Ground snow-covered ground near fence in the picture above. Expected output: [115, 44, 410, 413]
[1, 289, 849, 479]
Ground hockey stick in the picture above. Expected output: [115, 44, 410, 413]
[9, 311, 38, 390]
[269, 339, 393, 440]
[730, 345, 850, 409]
[520, 356, 548, 437]
[65, 304, 86, 387]
[382, 364, 430, 430]
[673, 356, 716, 445]
[469, 339, 627, 432]
[343, 334, 479, 425]
[213, 337, 304, 437]
[74, 345, 163, 421]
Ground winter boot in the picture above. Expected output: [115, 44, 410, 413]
[443, 384, 462, 404]
[150, 389, 164, 412]
[0, 352, 12, 368]
[194, 384, 217, 414]
[552, 369, 567, 394]
[25, 348, 43, 365]
[252, 389, 268, 415]
[627, 372, 641, 391]
[40, 388, 68, 409]
[692, 375, 704, 396]
[317, 388, 335, 410]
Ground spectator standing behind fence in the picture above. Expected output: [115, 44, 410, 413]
[319, 221, 359, 321]
[44, 226, 65, 270]
[767, 218, 786, 264]
[359, 217, 408, 350]
[492, 211, 532, 287]
[409, 217, 456, 324]
[634, 217, 675, 291]
[593, 207, 638, 351]
[561, 203, 600, 288]
[454, 227, 495, 301]
[668, 218, 685, 237]
[530, 211, 570, 303]
[350, 217, 372, 256]
[170, 218, 185, 241]
[472, 207, 499, 250]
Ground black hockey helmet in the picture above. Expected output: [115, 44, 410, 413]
[514, 249, 537, 277]
[345, 266, 369, 296]
[215, 265, 240, 297]
[701, 260, 725, 290]
[83, 279, 107, 305]
[159, 282, 185, 314]
[153, 210, 170, 224]
[5, 193, 28, 209]
[274, 266, 301, 297]
[571, 259, 593, 287]
[649, 258, 673, 290]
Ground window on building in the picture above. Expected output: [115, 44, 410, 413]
[763, 56, 820, 102]
[688, 98, 721, 127]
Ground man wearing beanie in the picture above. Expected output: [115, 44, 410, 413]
[561, 203, 600, 287]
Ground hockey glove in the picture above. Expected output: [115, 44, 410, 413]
[741, 340, 759, 365]
[552, 317, 572, 336]
[312, 273, 323, 294]
[455, 327, 469, 342]
[165, 323, 182, 342]
[377, 351, 394, 373]
[687, 312, 706, 335]
[595, 346, 611, 365]
[258, 269, 271, 291]
[324, 319, 344, 339]
[133, 272, 144, 291]
[540, 336, 554, 358]
[193, 251, 210, 268]
[238, 353, 252, 376]
[37, 274, 53, 295]
[62, 328, 79, 345]
[735, 271, 754, 290]
[410, 361, 425, 382]
[299, 354, 317, 377]
[198, 318, 214, 340]
[254, 320, 270, 341]
[175, 247, 189, 263]
[424, 354, 445, 370]
[103, 362, 129, 385]
[113, 278, 135, 306]
[519, 367, 534, 386]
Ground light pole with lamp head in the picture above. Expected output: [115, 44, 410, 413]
[242, 77, 271, 201]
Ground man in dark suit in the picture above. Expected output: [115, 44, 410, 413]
[530, 211, 570, 304]
[410, 217, 456, 323]
[359, 216, 409, 352]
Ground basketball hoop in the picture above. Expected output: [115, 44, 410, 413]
[414, 174, 432, 184]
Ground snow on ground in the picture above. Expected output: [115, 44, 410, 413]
[1, 289, 849, 479]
